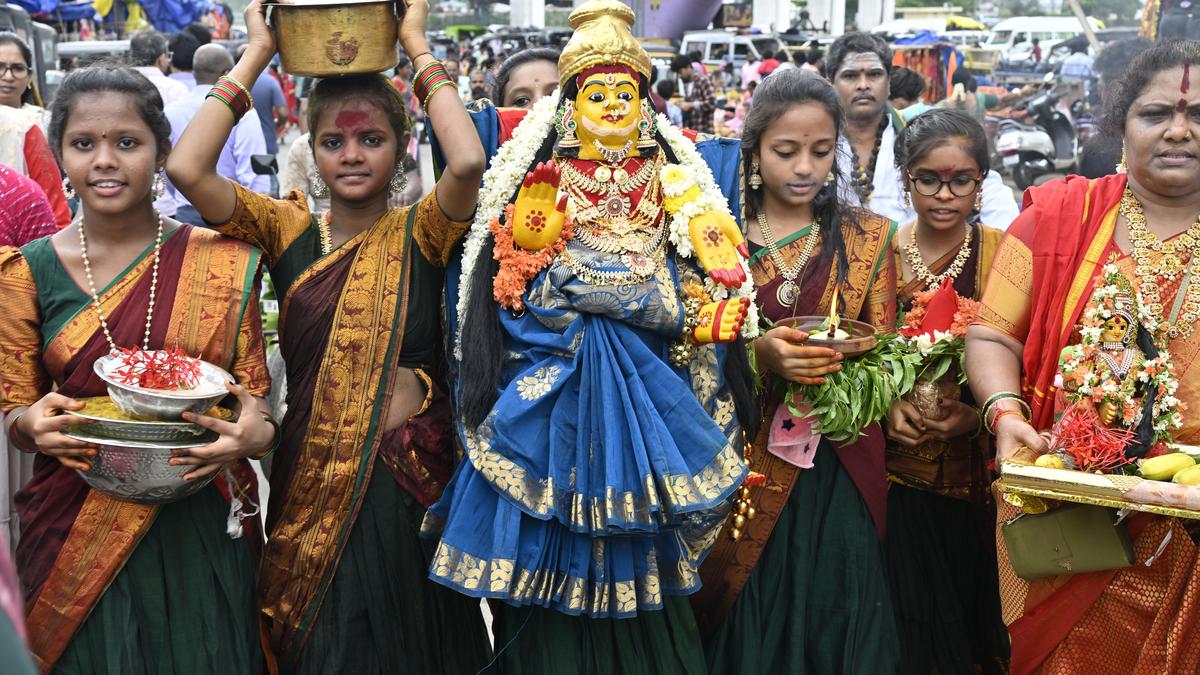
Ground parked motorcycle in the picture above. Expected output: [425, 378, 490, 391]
[995, 72, 1079, 191]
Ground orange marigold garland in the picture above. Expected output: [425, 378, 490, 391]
[490, 203, 574, 311]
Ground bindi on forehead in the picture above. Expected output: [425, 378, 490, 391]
[1180, 63, 1193, 112]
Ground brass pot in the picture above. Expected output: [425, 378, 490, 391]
[904, 375, 962, 422]
[271, 0, 399, 77]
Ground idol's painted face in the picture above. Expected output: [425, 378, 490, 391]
[574, 70, 640, 156]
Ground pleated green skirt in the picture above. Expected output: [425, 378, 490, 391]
[489, 594, 708, 674]
[290, 461, 492, 675]
[705, 444, 900, 674]
[55, 486, 261, 675]
[885, 484, 1009, 674]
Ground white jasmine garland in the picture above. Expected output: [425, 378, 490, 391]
[455, 91, 562, 358]
[455, 103, 760, 356]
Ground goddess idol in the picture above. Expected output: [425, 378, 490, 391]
[425, 0, 759, 670]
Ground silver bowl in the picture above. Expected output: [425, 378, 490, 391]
[93, 353, 234, 421]
[65, 430, 216, 504]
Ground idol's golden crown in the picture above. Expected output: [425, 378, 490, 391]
[558, 0, 652, 88]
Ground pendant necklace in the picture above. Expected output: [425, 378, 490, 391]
[756, 211, 819, 307]
[78, 211, 165, 351]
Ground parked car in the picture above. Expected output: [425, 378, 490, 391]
[680, 30, 784, 68]
[982, 16, 1104, 63]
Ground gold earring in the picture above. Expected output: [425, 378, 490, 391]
[975, 190, 983, 211]
[636, 98, 657, 151]
[749, 159, 762, 189]
[903, 190, 911, 209]
[555, 100, 580, 150]
[1116, 143, 1128, 174]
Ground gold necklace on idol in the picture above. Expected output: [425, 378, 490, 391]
[756, 211, 818, 307]
[1119, 187, 1200, 339]
[904, 223, 973, 290]
[78, 211, 165, 351]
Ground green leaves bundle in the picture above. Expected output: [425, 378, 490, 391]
[786, 334, 922, 442]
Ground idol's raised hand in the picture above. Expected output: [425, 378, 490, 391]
[512, 161, 569, 250]
[689, 211, 749, 288]
[692, 297, 749, 343]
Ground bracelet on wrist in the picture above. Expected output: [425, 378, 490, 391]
[6, 412, 34, 453]
[253, 413, 281, 460]
[987, 408, 1028, 436]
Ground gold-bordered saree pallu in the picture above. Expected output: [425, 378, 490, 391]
[249, 201, 426, 657]
[0, 226, 269, 672]
[976, 174, 1200, 674]
[693, 210, 897, 634]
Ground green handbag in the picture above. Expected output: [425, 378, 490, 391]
[1001, 504, 1136, 580]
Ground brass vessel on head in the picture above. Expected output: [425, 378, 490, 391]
[271, 0, 399, 77]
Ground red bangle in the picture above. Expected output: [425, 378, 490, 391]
[988, 409, 1027, 436]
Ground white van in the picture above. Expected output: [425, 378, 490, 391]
[984, 16, 1103, 62]
[679, 31, 785, 69]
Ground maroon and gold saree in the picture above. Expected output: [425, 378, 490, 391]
[0, 225, 268, 672]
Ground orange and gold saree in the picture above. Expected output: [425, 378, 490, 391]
[0, 225, 269, 673]
[976, 173, 1200, 674]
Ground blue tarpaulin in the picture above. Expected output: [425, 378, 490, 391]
[11, 0, 215, 31]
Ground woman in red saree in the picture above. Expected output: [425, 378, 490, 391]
[168, 1, 492, 671]
[0, 66, 275, 673]
[967, 41, 1200, 673]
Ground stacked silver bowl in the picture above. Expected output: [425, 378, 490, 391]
[64, 353, 235, 504]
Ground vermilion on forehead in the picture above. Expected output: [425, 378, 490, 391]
[330, 108, 384, 136]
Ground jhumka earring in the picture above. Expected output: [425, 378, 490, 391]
[61, 176, 75, 200]
[748, 159, 762, 189]
[311, 174, 330, 199]
[636, 98, 657, 151]
[151, 173, 166, 200]
[903, 190, 911, 209]
[389, 165, 408, 194]
[1116, 143, 1128, 174]
[975, 190, 983, 212]
[555, 99, 581, 150]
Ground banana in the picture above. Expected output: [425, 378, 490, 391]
[1139, 453, 1197, 481]
[1173, 465, 1200, 485]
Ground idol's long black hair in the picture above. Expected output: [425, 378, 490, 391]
[458, 74, 758, 436]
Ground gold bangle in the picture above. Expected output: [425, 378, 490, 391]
[422, 79, 456, 109]
[222, 74, 251, 98]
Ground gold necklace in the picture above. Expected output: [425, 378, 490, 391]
[78, 211, 165, 351]
[904, 223, 973, 289]
[756, 212, 818, 307]
[560, 154, 662, 220]
[1120, 188, 1200, 339]
[318, 212, 333, 255]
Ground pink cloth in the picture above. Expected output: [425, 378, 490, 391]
[767, 398, 821, 469]
[0, 163, 57, 247]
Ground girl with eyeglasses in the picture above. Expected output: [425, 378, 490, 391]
[884, 108, 1008, 674]
[0, 32, 70, 228]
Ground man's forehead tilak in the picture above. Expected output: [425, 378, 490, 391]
[836, 52, 886, 76]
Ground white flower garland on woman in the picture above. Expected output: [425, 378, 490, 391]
[454, 99, 758, 357]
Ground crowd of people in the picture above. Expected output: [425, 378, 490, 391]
[0, 0, 1199, 673]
